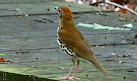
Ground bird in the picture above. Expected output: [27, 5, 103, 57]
[54, 6, 110, 80]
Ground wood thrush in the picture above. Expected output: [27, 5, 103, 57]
[55, 7, 110, 80]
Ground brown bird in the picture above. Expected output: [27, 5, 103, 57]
[55, 7, 110, 80]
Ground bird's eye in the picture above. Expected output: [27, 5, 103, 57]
[58, 9, 62, 13]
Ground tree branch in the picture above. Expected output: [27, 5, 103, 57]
[105, 0, 137, 15]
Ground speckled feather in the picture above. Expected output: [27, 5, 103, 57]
[56, 7, 110, 76]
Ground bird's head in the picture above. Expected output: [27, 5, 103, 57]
[54, 7, 73, 22]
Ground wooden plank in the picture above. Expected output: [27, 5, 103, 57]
[0, 0, 137, 81]
[0, 13, 136, 38]
[0, 32, 136, 52]
[0, 1, 106, 16]
[0, 45, 137, 80]
[0, 0, 63, 4]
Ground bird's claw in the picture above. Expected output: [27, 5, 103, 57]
[59, 76, 69, 80]
[60, 76, 80, 80]
[69, 77, 80, 80]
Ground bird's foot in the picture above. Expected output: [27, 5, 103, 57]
[59, 76, 70, 80]
[60, 76, 80, 80]
[69, 77, 80, 80]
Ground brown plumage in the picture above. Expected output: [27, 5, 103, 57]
[55, 7, 110, 80]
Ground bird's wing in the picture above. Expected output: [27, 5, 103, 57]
[73, 41, 110, 76]
[58, 29, 110, 76]
[58, 29, 94, 58]
[58, 29, 76, 49]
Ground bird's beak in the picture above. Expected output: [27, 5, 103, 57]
[54, 7, 62, 18]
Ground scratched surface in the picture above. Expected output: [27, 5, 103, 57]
[0, 0, 137, 81]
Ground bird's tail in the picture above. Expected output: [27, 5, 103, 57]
[88, 55, 110, 76]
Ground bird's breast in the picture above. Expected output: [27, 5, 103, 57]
[57, 25, 76, 59]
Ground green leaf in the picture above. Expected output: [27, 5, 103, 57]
[123, 23, 133, 28]
[0, 54, 6, 56]
[76, 23, 131, 30]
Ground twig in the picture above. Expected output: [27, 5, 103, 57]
[105, 0, 137, 15]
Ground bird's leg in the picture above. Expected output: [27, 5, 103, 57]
[59, 61, 75, 80]
[69, 61, 80, 80]
[73, 61, 79, 78]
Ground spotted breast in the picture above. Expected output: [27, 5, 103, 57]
[57, 25, 77, 61]
[55, 7, 110, 80]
